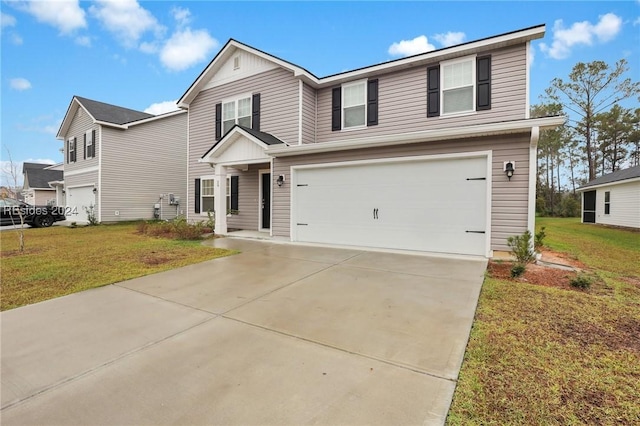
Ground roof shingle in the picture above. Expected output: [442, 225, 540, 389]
[579, 165, 640, 189]
[75, 96, 154, 125]
[22, 162, 63, 189]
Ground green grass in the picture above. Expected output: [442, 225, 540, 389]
[0, 224, 235, 311]
[447, 218, 640, 425]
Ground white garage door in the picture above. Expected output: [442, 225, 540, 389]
[293, 156, 488, 256]
[67, 186, 96, 223]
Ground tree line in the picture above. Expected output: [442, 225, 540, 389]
[533, 59, 639, 217]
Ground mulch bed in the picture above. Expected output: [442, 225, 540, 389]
[488, 261, 580, 290]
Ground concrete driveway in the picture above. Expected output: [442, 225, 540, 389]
[1, 238, 486, 425]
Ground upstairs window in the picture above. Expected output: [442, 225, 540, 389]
[84, 130, 95, 159]
[67, 138, 77, 163]
[441, 57, 475, 115]
[342, 80, 367, 128]
[222, 96, 251, 135]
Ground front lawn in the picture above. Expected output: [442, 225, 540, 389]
[448, 218, 640, 424]
[0, 224, 235, 311]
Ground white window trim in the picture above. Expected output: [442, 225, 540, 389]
[440, 55, 477, 116]
[221, 92, 252, 134]
[85, 130, 94, 158]
[341, 79, 367, 131]
[68, 138, 75, 163]
[604, 191, 611, 215]
[200, 175, 233, 216]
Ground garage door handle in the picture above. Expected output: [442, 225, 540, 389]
[466, 177, 486, 181]
[297, 223, 308, 226]
[465, 230, 485, 234]
[373, 208, 378, 219]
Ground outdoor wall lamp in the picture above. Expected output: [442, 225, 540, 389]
[277, 174, 285, 187]
[93, 187, 98, 194]
[504, 161, 515, 181]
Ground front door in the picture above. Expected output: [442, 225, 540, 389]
[261, 172, 271, 229]
[582, 190, 596, 223]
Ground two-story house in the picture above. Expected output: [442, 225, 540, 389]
[178, 24, 563, 257]
[22, 162, 63, 206]
[56, 96, 188, 223]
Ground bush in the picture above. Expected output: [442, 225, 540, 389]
[136, 216, 205, 240]
[570, 273, 592, 289]
[510, 263, 526, 278]
[84, 204, 99, 226]
[559, 194, 581, 217]
[136, 221, 148, 234]
[534, 227, 546, 251]
[507, 230, 535, 264]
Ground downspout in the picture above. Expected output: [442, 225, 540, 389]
[298, 80, 303, 145]
[97, 124, 102, 223]
[528, 126, 539, 242]
[186, 108, 190, 221]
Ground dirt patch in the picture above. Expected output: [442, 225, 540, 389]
[139, 251, 179, 265]
[539, 249, 587, 269]
[488, 261, 579, 290]
[2, 247, 44, 257]
[553, 313, 640, 353]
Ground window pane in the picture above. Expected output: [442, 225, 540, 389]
[202, 197, 214, 213]
[223, 101, 235, 121]
[201, 179, 214, 196]
[443, 86, 473, 114]
[223, 120, 235, 134]
[344, 105, 365, 127]
[604, 192, 610, 202]
[343, 83, 365, 108]
[237, 116, 251, 128]
[443, 60, 472, 89]
[238, 97, 251, 118]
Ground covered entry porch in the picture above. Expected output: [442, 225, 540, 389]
[200, 125, 286, 235]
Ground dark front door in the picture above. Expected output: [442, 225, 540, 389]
[583, 190, 596, 223]
[261, 173, 271, 229]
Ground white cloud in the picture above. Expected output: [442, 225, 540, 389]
[90, 0, 164, 48]
[634, 17, 640, 26]
[139, 41, 159, 54]
[26, 158, 56, 165]
[540, 13, 623, 59]
[529, 44, 535, 67]
[75, 35, 91, 47]
[1, 12, 16, 28]
[11, 33, 23, 45]
[144, 100, 179, 115]
[171, 7, 191, 28]
[19, 0, 86, 34]
[433, 31, 466, 47]
[10, 77, 31, 91]
[160, 28, 218, 71]
[388, 35, 435, 57]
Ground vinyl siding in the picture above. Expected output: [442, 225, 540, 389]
[32, 189, 56, 206]
[62, 107, 99, 172]
[316, 45, 527, 143]
[187, 67, 299, 220]
[226, 164, 264, 231]
[301, 82, 316, 144]
[100, 112, 187, 222]
[64, 170, 99, 220]
[272, 132, 531, 252]
[595, 182, 640, 228]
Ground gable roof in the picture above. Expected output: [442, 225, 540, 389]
[200, 125, 286, 163]
[178, 24, 545, 107]
[578, 165, 640, 190]
[22, 162, 64, 189]
[57, 96, 155, 139]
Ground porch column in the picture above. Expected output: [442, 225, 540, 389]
[214, 165, 227, 234]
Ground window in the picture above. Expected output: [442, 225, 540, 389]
[342, 80, 366, 128]
[85, 130, 95, 159]
[68, 138, 76, 163]
[441, 57, 475, 115]
[222, 96, 251, 135]
[201, 179, 214, 213]
[226, 178, 231, 211]
[604, 191, 610, 215]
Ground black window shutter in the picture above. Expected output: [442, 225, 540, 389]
[83, 133, 87, 160]
[215, 103, 222, 140]
[92, 129, 96, 158]
[67, 140, 70, 163]
[427, 65, 440, 117]
[252, 93, 260, 131]
[73, 137, 77, 162]
[194, 178, 201, 213]
[367, 79, 379, 126]
[331, 87, 341, 131]
[230, 176, 239, 210]
[476, 55, 491, 111]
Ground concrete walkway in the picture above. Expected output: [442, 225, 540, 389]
[1, 238, 487, 425]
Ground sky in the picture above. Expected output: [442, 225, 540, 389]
[1, 1, 639, 186]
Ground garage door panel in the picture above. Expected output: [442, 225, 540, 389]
[67, 187, 95, 223]
[294, 156, 487, 256]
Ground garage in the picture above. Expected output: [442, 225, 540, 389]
[292, 154, 489, 256]
[66, 186, 96, 223]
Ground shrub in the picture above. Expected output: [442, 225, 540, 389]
[136, 221, 148, 234]
[510, 263, 526, 278]
[507, 230, 535, 264]
[534, 227, 546, 251]
[84, 204, 99, 226]
[571, 273, 592, 289]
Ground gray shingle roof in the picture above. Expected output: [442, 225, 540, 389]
[22, 162, 64, 189]
[75, 96, 154, 125]
[237, 125, 286, 146]
[579, 165, 640, 189]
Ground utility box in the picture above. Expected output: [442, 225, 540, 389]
[168, 194, 180, 205]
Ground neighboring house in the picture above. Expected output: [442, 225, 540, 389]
[0, 186, 22, 201]
[22, 162, 63, 206]
[577, 165, 640, 229]
[56, 96, 187, 223]
[178, 24, 564, 257]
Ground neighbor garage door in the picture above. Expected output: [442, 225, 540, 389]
[67, 186, 96, 223]
[292, 155, 488, 256]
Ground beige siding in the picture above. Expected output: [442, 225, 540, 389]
[188, 67, 299, 220]
[64, 170, 99, 219]
[226, 164, 265, 231]
[595, 182, 640, 228]
[316, 45, 527, 143]
[33, 189, 56, 206]
[100, 113, 187, 222]
[62, 107, 99, 173]
[301, 83, 316, 144]
[273, 133, 531, 252]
